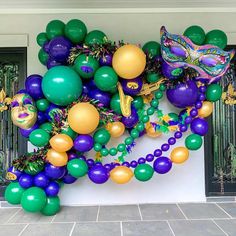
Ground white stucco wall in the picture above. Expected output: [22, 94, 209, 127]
[1, 11, 235, 205]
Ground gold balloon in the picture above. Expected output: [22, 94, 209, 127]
[145, 122, 162, 138]
[49, 134, 73, 152]
[112, 44, 146, 79]
[170, 147, 189, 164]
[106, 122, 125, 138]
[198, 101, 213, 118]
[68, 102, 100, 134]
[110, 166, 133, 184]
[46, 149, 68, 167]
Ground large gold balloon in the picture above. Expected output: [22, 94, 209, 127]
[68, 102, 100, 134]
[198, 101, 213, 118]
[170, 147, 189, 164]
[106, 122, 125, 138]
[145, 122, 162, 138]
[110, 166, 133, 184]
[46, 149, 68, 167]
[49, 134, 73, 152]
[112, 44, 146, 79]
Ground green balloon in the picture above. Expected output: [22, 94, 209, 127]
[21, 187, 47, 213]
[61, 126, 77, 139]
[38, 48, 49, 65]
[29, 129, 50, 147]
[46, 20, 65, 40]
[36, 32, 48, 46]
[67, 159, 88, 178]
[205, 29, 227, 49]
[146, 73, 161, 83]
[36, 98, 50, 111]
[184, 25, 205, 45]
[40, 122, 53, 133]
[142, 41, 161, 58]
[85, 30, 107, 45]
[74, 54, 99, 79]
[65, 19, 87, 44]
[185, 134, 203, 150]
[42, 66, 82, 106]
[206, 84, 222, 102]
[93, 128, 111, 145]
[4, 182, 25, 205]
[110, 93, 122, 114]
[132, 96, 144, 110]
[94, 66, 118, 91]
[41, 196, 60, 216]
[134, 164, 154, 182]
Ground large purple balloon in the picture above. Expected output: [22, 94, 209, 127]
[33, 172, 49, 188]
[62, 173, 77, 184]
[19, 174, 33, 188]
[166, 80, 198, 108]
[45, 181, 60, 196]
[122, 108, 139, 128]
[37, 111, 47, 124]
[20, 122, 39, 138]
[73, 135, 94, 152]
[7, 166, 22, 181]
[162, 61, 183, 80]
[45, 163, 66, 179]
[88, 89, 111, 107]
[153, 157, 172, 174]
[88, 165, 109, 184]
[99, 54, 113, 66]
[47, 57, 62, 69]
[121, 77, 143, 96]
[190, 117, 208, 136]
[25, 74, 44, 100]
[49, 36, 72, 63]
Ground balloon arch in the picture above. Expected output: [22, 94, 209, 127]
[1, 19, 234, 216]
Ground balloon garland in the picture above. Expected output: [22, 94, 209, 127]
[1, 20, 234, 216]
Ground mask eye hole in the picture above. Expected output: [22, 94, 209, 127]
[199, 56, 218, 67]
[170, 46, 187, 58]
[23, 98, 33, 105]
[11, 101, 19, 107]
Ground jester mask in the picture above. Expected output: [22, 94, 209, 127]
[160, 26, 235, 83]
[11, 93, 37, 129]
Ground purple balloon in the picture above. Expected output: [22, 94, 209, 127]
[153, 157, 172, 174]
[67, 151, 78, 161]
[46, 57, 62, 69]
[43, 41, 50, 53]
[45, 163, 66, 179]
[99, 54, 113, 66]
[7, 166, 22, 181]
[37, 111, 47, 124]
[20, 122, 39, 138]
[73, 135, 94, 152]
[122, 108, 139, 128]
[190, 117, 208, 136]
[45, 181, 60, 196]
[88, 89, 111, 107]
[88, 165, 109, 184]
[62, 173, 77, 184]
[19, 174, 33, 188]
[162, 61, 183, 80]
[166, 80, 198, 108]
[25, 74, 44, 100]
[49, 36, 72, 63]
[33, 172, 49, 188]
[45, 103, 60, 121]
[120, 77, 143, 96]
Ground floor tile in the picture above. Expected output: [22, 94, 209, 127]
[53, 206, 98, 222]
[21, 223, 73, 236]
[217, 203, 236, 217]
[178, 203, 229, 219]
[0, 208, 19, 224]
[0, 201, 21, 207]
[71, 222, 121, 236]
[0, 224, 26, 236]
[139, 204, 185, 220]
[98, 205, 141, 221]
[8, 209, 54, 223]
[207, 197, 236, 203]
[123, 221, 173, 236]
[169, 220, 226, 236]
[214, 219, 236, 236]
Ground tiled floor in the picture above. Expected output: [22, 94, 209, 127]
[0, 202, 236, 236]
